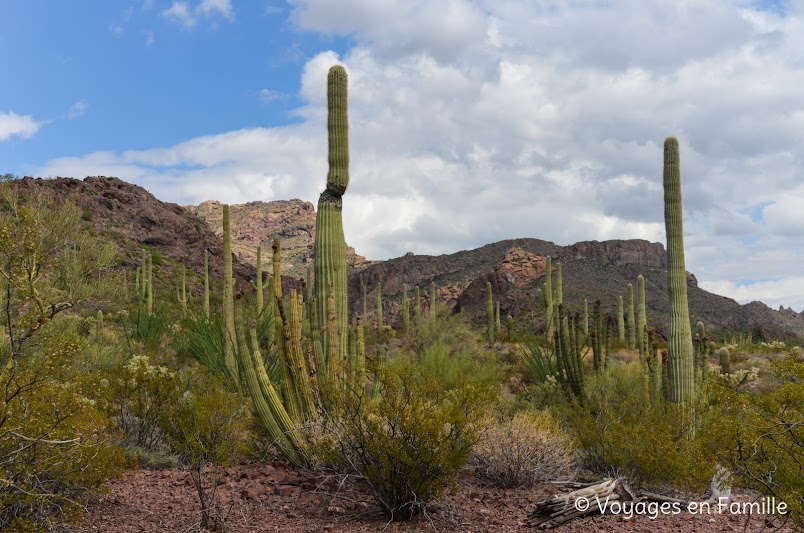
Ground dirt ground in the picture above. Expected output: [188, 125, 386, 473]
[66, 461, 798, 532]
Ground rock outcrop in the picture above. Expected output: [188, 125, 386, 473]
[186, 199, 371, 280]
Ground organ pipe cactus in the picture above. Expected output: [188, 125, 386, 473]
[204, 249, 210, 319]
[637, 275, 646, 363]
[617, 295, 625, 342]
[507, 314, 514, 341]
[140, 248, 147, 299]
[376, 282, 383, 332]
[663, 136, 695, 404]
[544, 256, 554, 342]
[592, 300, 602, 373]
[255, 245, 264, 317]
[223, 205, 237, 379]
[146, 253, 154, 315]
[234, 305, 304, 466]
[313, 65, 350, 366]
[413, 285, 421, 325]
[177, 266, 188, 316]
[694, 321, 707, 387]
[430, 281, 436, 324]
[555, 262, 563, 305]
[401, 284, 409, 336]
[627, 283, 635, 350]
[486, 282, 494, 345]
[495, 301, 501, 335]
[583, 299, 589, 338]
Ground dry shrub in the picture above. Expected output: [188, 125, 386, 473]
[470, 410, 576, 488]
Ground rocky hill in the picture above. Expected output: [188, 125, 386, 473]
[11, 176, 803, 341]
[186, 199, 371, 280]
[351, 238, 804, 341]
[9, 176, 260, 304]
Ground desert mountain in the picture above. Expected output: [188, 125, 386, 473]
[13, 176, 803, 341]
[185, 199, 371, 280]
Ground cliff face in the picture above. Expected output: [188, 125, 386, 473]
[186, 199, 371, 280]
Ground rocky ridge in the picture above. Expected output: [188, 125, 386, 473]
[186, 199, 371, 280]
[11, 176, 803, 341]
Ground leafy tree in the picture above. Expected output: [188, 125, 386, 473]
[0, 183, 124, 529]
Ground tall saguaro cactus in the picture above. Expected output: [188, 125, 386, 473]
[663, 136, 695, 404]
[486, 282, 494, 345]
[627, 283, 635, 350]
[223, 205, 237, 379]
[313, 65, 350, 365]
[637, 275, 646, 363]
[544, 256, 554, 341]
[617, 295, 625, 342]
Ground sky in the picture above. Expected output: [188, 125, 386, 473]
[2, 1, 804, 311]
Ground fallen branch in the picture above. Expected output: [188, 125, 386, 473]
[527, 478, 691, 529]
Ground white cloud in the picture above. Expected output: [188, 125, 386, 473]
[144, 29, 155, 47]
[198, 0, 234, 20]
[36, 0, 804, 310]
[66, 100, 89, 119]
[258, 88, 283, 102]
[0, 111, 42, 141]
[162, 0, 234, 28]
[163, 2, 196, 28]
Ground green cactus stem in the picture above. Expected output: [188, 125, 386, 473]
[177, 266, 188, 316]
[376, 282, 383, 332]
[583, 299, 589, 338]
[544, 256, 554, 342]
[592, 300, 602, 373]
[627, 283, 635, 350]
[555, 262, 563, 305]
[361, 275, 367, 320]
[694, 321, 707, 387]
[486, 281, 494, 345]
[223, 204, 237, 379]
[507, 314, 514, 341]
[146, 253, 154, 315]
[430, 281, 437, 324]
[354, 317, 365, 389]
[401, 284, 409, 336]
[413, 286, 421, 325]
[718, 346, 730, 375]
[135, 266, 140, 295]
[204, 249, 210, 319]
[637, 275, 646, 363]
[314, 65, 350, 367]
[663, 136, 695, 404]
[234, 307, 303, 466]
[495, 300, 501, 335]
[96, 310, 104, 338]
[256, 245, 264, 317]
[140, 248, 147, 300]
[617, 295, 625, 342]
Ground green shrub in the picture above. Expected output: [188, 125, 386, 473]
[0, 338, 125, 531]
[413, 339, 503, 392]
[95, 354, 183, 465]
[470, 409, 577, 487]
[321, 358, 489, 520]
[123, 307, 170, 351]
[160, 367, 252, 530]
[714, 355, 804, 527]
[563, 361, 720, 493]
